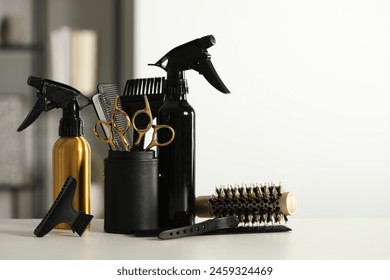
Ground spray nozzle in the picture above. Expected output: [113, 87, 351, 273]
[17, 76, 91, 134]
[149, 35, 230, 94]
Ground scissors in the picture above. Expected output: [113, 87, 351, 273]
[132, 95, 175, 151]
[93, 96, 132, 151]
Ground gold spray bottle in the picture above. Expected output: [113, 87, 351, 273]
[53, 99, 91, 228]
[17, 76, 92, 229]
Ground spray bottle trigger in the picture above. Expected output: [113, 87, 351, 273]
[197, 59, 230, 94]
[17, 96, 47, 132]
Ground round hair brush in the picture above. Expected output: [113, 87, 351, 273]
[195, 183, 296, 225]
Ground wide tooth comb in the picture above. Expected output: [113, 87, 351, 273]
[123, 77, 165, 96]
[34, 176, 93, 237]
[120, 77, 166, 141]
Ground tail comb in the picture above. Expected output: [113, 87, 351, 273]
[34, 176, 93, 237]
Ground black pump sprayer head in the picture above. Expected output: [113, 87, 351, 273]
[149, 35, 230, 95]
[17, 76, 91, 136]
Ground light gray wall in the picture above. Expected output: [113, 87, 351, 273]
[134, 0, 390, 218]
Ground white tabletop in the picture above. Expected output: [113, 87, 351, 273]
[0, 219, 389, 260]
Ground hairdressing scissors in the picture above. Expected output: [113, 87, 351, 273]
[132, 95, 175, 151]
[93, 96, 131, 151]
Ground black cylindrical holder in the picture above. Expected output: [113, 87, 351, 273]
[104, 150, 159, 234]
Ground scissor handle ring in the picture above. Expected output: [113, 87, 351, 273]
[111, 107, 132, 134]
[131, 108, 153, 133]
[93, 120, 119, 150]
[145, 125, 175, 150]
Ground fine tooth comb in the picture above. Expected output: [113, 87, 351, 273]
[34, 176, 93, 237]
[92, 83, 133, 151]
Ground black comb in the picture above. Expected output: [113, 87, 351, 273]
[121, 77, 166, 120]
[121, 77, 166, 147]
[34, 176, 93, 237]
[123, 77, 165, 96]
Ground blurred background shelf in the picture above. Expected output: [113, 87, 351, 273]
[0, 0, 133, 219]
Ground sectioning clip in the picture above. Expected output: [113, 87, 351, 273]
[34, 176, 93, 237]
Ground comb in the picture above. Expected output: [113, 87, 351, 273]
[123, 77, 165, 97]
[34, 176, 93, 237]
[121, 77, 166, 146]
[121, 77, 165, 120]
[92, 83, 133, 150]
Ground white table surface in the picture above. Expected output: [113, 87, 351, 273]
[0, 218, 389, 260]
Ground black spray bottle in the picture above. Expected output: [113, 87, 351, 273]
[150, 35, 230, 229]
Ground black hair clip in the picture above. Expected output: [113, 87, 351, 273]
[34, 176, 93, 237]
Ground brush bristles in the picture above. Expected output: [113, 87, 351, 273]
[209, 183, 288, 226]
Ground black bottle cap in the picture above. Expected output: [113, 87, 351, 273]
[165, 79, 188, 95]
[59, 99, 84, 137]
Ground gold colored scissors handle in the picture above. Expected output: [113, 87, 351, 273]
[132, 95, 175, 150]
[144, 124, 175, 150]
[93, 96, 131, 151]
[132, 95, 153, 148]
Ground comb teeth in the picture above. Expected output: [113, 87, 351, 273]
[123, 77, 165, 96]
[72, 212, 94, 236]
[97, 83, 132, 151]
[209, 183, 286, 226]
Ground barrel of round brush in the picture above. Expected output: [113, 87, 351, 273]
[195, 186, 297, 224]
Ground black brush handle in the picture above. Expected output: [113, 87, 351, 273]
[158, 216, 239, 240]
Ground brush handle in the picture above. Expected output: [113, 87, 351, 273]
[158, 216, 239, 240]
[195, 192, 297, 218]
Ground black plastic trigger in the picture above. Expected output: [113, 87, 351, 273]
[198, 59, 230, 94]
[17, 96, 47, 132]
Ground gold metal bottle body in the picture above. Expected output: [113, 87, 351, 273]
[53, 136, 91, 229]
